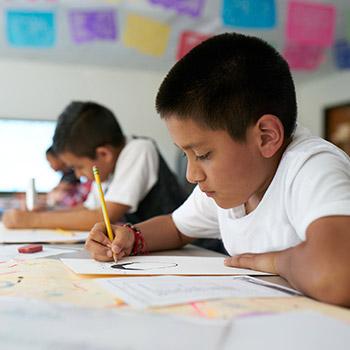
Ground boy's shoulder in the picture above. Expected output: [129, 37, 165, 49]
[123, 136, 157, 154]
[284, 126, 348, 162]
[280, 125, 350, 181]
[116, 137, 159, 167]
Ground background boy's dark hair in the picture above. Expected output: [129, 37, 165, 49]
[53, 101, 125, 159]
[156, 32, 297, 141]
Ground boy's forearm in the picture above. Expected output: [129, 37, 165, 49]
[29, 208, 101, 231]
[276, 232, 350, 306]
[137, 215, 194, 252]
[225, 216, 350, 307]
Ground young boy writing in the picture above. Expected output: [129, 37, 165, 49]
[3, 101, 185, 231]
[85, 33, 350, 306]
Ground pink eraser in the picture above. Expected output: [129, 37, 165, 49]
[18, 244, 43, 254]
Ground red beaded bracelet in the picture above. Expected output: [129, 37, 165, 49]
[123, 223, 148, 256]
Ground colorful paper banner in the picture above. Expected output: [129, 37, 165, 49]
[148, 0, 206, 18]
[283, 43, 325, 71]
[6, 10, 56, 48]
[69, 10, 117, 44]
[123, 14, 170, 57]
[222, 0, 276, 28]
[286, 0, 336, 47]
[176, 30, 210, 60]
[334, 39, 350, 69]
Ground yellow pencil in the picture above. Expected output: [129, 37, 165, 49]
[92, 166, 114, 242]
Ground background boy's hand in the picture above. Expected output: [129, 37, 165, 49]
[85, 222, 135, 262]
[2, 209, 32, 229]
[224, 252, 278, 274]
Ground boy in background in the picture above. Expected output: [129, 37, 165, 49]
[45, 146, 91, 208]
[3, 102, 185, 231]
[85, 33, 350, 306]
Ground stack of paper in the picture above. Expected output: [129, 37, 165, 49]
[97, 275, 299, 308]
[61, 256, 273, 276]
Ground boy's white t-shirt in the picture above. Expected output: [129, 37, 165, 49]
[84, 137, 159, 213]
[172, 126, 350, 256]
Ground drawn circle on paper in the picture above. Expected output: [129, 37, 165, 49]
[110, 261, 178, 271]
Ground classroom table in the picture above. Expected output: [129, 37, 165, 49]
[1, 242, 348, 318]
[1, 242, 350, 349]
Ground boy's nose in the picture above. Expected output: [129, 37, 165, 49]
[186, 160, 205, 184]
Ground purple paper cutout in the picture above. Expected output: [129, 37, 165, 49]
[69, 10, 117, 44]
[334, 40, 350, 69]
[148, 0, 205, 18]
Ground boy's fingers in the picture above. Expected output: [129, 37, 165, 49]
[116, 251, 126, 261]
[89, 223, 112, 247]
[224, 252, 278, 274]
[93, 222, 106, 231]
[111, 228, 133, 253]
[88, 245, 113, 262]
[85, 234, 110, 252]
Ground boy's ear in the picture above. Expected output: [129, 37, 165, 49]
[95, 146, 114, 163]
[254, 115, 284, 158]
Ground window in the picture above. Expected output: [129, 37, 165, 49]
[0, 118, 60, 193]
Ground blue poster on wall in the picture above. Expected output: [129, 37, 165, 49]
[334, 39, 350, 69]
[222, 0, 276, 28]
[6, 10, 56, 48]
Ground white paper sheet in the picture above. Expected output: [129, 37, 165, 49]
[97, 276, 295, 308]
[0, 297, 229, 350]
[222, 310, 350, 350]
[61, 256, 273, 276]
[0, 245, 74, 262]
[0, 223, 88, 243]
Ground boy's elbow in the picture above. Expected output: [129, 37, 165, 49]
[177, 230, 194, 247]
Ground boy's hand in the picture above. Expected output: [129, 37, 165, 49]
[85, 222, 135, 262]
[224, 252, 278, 274]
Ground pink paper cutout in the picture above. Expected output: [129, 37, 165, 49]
[283, 42, 325, 70]
[286, 0, 336, 47]
[176, 31, 210, 60]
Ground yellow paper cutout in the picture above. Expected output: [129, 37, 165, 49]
[123, 14, 170, 57]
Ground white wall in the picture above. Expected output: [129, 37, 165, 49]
[1, 57, 349, 173]
[297, 72, 350, 137]
[0, 58, 179, 170]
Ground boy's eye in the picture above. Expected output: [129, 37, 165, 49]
[195, 152, 210, 161]
[182, 152, 187, 158]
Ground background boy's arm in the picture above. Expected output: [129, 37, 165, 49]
[225, 215, 350, 307]
[3, 201, 130, 231]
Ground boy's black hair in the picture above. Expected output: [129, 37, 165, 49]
[52, 101, 125, 159]
[156, 32, 297, 141]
